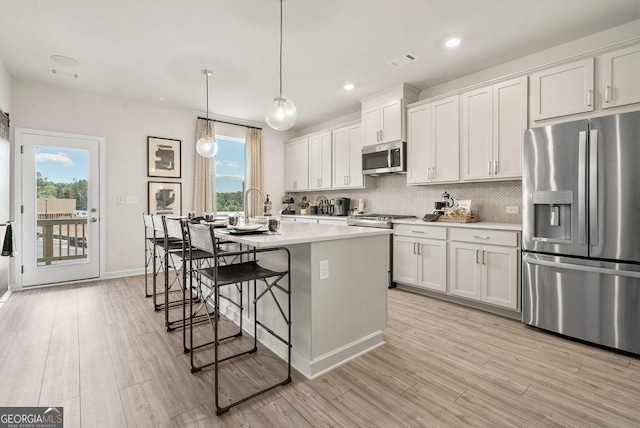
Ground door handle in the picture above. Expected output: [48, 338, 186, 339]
[417, 243, 421, 255]
[91, 218, 98, 223]
[587, 89, 593, 107]
[473, 235, 490, 240]
[494, 161, 498, 175]
[482, 250, 486, 264]
[475, 249, 480, 264]
[380, 130, 383, 141]
[589, 129, 599, 246]
[488, 161, 492, 175]
[604, 85, 612, 103]
[523, 255, 640, 279]
[413, 242, 417, 254]
[578, 131, 587, 245]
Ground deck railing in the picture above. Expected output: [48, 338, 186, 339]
[37, 218, 88, 265]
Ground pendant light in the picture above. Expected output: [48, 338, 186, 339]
[196, 69, 218, 158]
[265, 0, 297, 131]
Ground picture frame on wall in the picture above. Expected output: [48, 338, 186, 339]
[148, 181, 182, 216]
[148, 136, 181, 178]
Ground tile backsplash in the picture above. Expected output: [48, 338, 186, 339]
[292, 176, 522, 224]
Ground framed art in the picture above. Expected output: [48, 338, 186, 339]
[148, 181, 182, 215]
[148, 136, 181, 178]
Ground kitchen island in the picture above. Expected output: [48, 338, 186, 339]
[214, 222, 392, 379]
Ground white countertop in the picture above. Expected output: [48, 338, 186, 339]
[215, 222, 392, 248]
[281, 214, 348, 221]
[392, 218, 522, 231]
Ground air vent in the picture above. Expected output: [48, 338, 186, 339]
[49, 68, 80, 79]
[388, 53, 418, 69]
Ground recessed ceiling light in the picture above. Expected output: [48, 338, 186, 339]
[343, 83, 355, 91]
[49, 55, 79, 66]
[158, 96, 166, 102]
[445, 38, 462, 48]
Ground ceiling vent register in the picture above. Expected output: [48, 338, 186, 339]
[388, 53, 418, 68]
[49, 68, 80, 79]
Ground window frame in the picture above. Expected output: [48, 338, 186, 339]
[212, 134, 246, 214]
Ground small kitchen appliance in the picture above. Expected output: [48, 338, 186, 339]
[362, 141, 406, 176]
[332, 198, 351, 216]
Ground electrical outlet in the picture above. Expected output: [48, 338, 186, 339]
[117, 195, 125, 205]
[319, 260, 329, 280]
[506, 206, 519, 214]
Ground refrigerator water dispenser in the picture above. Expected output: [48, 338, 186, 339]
[532, 191, 573, 242]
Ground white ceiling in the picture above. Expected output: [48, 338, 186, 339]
[0, 0, 638, 130]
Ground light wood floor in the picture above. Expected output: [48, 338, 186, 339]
[1, 275, 639, 427]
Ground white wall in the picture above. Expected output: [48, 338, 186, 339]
[11, 79, 289, 276]
[0, 59, 10, 114]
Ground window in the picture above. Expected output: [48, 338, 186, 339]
[213, 136, 245, 213]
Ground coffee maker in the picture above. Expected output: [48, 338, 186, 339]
[331, 198, 351, 216]
[434, 192, 455, 215]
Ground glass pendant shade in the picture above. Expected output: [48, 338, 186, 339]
[196, 135, 218, 158]
[265, 96, 297, 131]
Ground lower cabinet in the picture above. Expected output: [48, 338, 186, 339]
[449, 241, 518, 310]
[393, 223, 520, 312]
[393, 235, 447, 293]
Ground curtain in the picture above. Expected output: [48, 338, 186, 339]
[193, 118, 214, 215]
[245, 127, 264, 218]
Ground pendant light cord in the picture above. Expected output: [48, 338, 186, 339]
[205, 72, 211, 135]
[279, 0, 283, 97]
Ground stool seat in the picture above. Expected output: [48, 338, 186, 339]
[198, 261, 286, 287]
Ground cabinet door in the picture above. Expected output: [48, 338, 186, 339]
[431, 95, 460, 183]
[347, 125, 364, 188]
[416, 238, 447, 293]
[393, 236, 417, 285]
[362, 105, 381, 147]
[449, 242, 482, 300]
[461, 86, 493, 181]
[407, 104, 432, 185]
[531, 58, 594, 121]
[308, 132, 332, 190]
[481, 246, 518, 310]
[284, 142, 297, 191]
[493, 76, 527, 179]
[601, 45, 640, 109]
[332, 127, 350, 189]
[381, 98, 402, 142]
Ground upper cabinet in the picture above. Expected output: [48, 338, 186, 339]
[332, 123, 364, 189]
[308, 131, 332, 190]
[284, 137, 309, 192]
[530, 58, 594, 121]
[361, 84, 419, 146]
[461, 76, 528, 181]
[407, 95, 459, 185]
[601, 45, 640, 109]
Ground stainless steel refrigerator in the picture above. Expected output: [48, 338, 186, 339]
[522, 110, 640, 355]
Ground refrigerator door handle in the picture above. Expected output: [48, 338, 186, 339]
[523, 255, 640, 279]
[589, 129, 599, 246]
[578, 131, 587, 245]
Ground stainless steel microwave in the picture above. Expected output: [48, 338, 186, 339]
[362, 141, 406, 176]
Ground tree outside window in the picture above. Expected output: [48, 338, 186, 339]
[213, 137, 245, 213]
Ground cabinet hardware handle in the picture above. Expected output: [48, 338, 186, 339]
[413, 242, 417, 254]
[347, 176, 350, 185]
[293, 180, 297, 189]
[376, 130, 380, 141]
[488, 161, 492, 175]
[475, 249, 480, 264]
[432, 167, 435, 179]
[411, 230, 424, 234]
[482, 250, 486, 264]
[474, 235, 490, 239]
[587, 89, 593, 107]
[417, 243, 421, 255]
[494, 161, 498, 175]
[605, 85, 612, 103]
[380, 130, 383, 141]
[344, 176, 347, 185]
[427, 168, 431, 180]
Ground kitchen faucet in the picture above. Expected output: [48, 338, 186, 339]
[244, 187, 264, 223]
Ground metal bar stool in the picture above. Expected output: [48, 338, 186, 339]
[150, 214, 184, 311]
[186, 223, 292, 415]
[142, 214, 158, 298]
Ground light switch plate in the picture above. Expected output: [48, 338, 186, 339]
[117, 195, 125, 205]
[125, 196, 139, 205]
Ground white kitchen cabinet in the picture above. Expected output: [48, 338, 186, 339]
[530, 58, 594, 121]
[393, 226, 447, 293]
[284, 137, 309, 191]
[461, 76, 527, 181]
[332, 123, 364, 189]
[308, 131, 332, 190]
[601, 45, 640, 109]
[448, 227, 519, 310]
[407, 95, 459, 185]
[361, 85, 419, 146]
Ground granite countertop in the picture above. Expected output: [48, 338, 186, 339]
[392, 218, 522, 231]
[215, 222, 391, 248]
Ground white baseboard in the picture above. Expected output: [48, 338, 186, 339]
[103, 268, 145, 279]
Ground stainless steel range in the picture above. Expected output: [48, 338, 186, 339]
[347, 214, 417, 288]
[347, 214, 416, 229]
